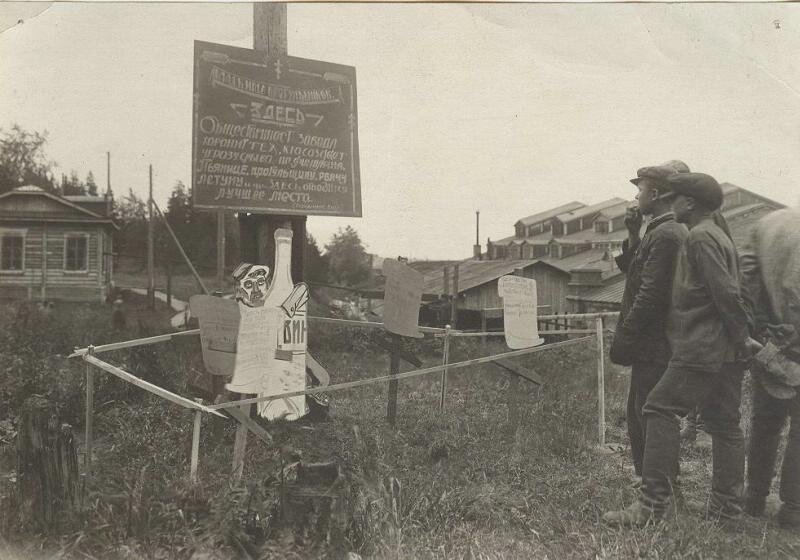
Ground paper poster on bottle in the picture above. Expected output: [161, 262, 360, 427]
[498, 275, 544, 349]
[382, 259, 424, 338]
[189, 295, 241, 376]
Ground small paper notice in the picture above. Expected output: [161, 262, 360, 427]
[382, 259, 424, 338]
[498, 275, 544, 349]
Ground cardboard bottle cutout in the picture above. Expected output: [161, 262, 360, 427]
[498, 275, 544, 349]
[252, 228, 308, 421]
[382, 259, 424, 338]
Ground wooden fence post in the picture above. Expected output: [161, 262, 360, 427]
[439, 325, 451, 409]
[386, 334, 401, 427]
[84, 348, 94, 477]
[595, 317, 606, 448]
[17, 395, 80, 532]
[190, 399, 203, 483]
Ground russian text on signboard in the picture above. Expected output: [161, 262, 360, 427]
[192, 40, 361, 216]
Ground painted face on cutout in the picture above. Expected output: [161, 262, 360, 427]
[234, 264, 270, 307]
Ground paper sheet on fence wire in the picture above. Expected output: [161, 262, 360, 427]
[498, 275, 544, 349]
[382, 259, 424, 338]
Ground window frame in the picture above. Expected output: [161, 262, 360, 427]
[0, 229, 26, 274]
[63, 232, 90, 273]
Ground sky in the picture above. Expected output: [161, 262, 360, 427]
[1, 2, 799, 260]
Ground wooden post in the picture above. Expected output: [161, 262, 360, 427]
[439, 325, 451, 410]
[387, 334, 400, 427]
[147, 164, 155, 309]
[595, 317, 606, 448]
[190, 399, 202, 483]
[84, 350, 94, 476]
[216, 209, 226, 291]
[232, 401, 250, 481]
[229, 2, 298, 481]
[450, 264, 459, 329]
[17, 396, 80, 532]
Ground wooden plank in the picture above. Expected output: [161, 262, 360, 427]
[190, 407, 202, 483]
[69, 329, 200, 358]
[595, 317, 606, 447]
[83, 355, 225, 417]
[211, 336, 594, 410]
[85, 361, 93, 475]
[306, 353, 330, 387]
[493, 358, 543, 386]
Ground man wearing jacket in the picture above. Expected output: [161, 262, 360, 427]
[611, 160, 689, 480]
[604, 172, 761, 526]
[740, 207, 800, 529]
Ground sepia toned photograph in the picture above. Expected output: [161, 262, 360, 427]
[1, 2, 799, 558]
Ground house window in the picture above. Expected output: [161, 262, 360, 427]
[0, 232, 25, 272]
[595, 221, 609, 233]
[65, 234, 89, 272]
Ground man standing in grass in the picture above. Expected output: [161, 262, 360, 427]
[604, 172, 761, 526]
[739, 207, 800, 529]
[610, 160, 688, 483]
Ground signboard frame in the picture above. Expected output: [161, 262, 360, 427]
[192, 40, 361, 217]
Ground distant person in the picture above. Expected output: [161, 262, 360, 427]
[112, 298, 126, 330]
[610, 160, 689, 482]
[739, 207, 800, 528]
[604, 172, 761, 526]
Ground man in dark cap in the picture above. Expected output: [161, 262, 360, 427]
[604, 172, 761, 526]
[610, 160, 689, 483]
[739, 207, 800, 528]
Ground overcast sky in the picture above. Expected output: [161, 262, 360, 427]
[1, 3, 798, 260]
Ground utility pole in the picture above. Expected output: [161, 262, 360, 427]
[239, 3, 306, 282]
[233, 2, 307, 480]
[217, 209, 226, 291]
[147, 164, 155, 309]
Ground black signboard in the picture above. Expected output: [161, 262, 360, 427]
[192, 41, 361, 216]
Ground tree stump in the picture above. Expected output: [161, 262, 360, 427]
[16, 396, 80, 532]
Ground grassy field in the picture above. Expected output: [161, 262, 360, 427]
[2, 295, 800, 559]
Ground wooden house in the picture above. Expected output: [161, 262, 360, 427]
[0, 185, 117, 302]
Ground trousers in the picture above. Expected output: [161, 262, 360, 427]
[639, 361, 745, 513]
[747, 370, 800, 511]
[627, 361, 668, 476]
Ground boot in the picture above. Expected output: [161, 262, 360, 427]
[603, 501, 661, 527]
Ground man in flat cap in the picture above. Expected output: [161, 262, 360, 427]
[610, 160, 689, 484]
[605, 172, 761, 526]
[739, 207, 800, 528]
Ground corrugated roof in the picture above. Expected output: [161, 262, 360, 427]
[556, 197, 627, 222]
[516, 201, 585, 227]
[422, 258, 544, 296]
[568, 277, 626, 305]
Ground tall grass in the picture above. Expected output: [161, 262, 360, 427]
[1, 301, 796, 559]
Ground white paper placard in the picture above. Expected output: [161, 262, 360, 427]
[498, 275, 544, 349]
